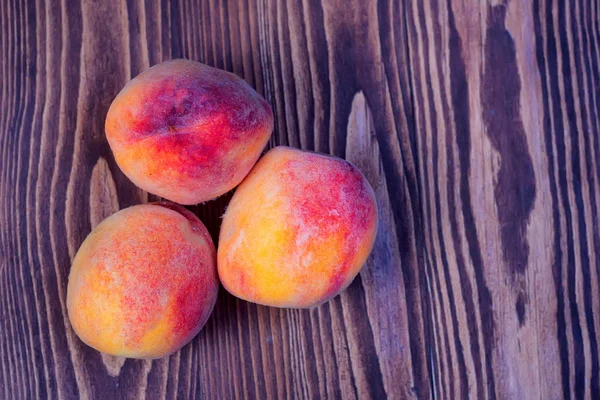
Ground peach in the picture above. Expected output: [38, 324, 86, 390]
[67, 203, 218, 359]
[105, 59, 273, 205]
[218, 146, 378, 308]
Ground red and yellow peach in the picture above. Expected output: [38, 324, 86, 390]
[105, 59, 273, 204]
[67, 202, 218, 359]
[217, 146, 378, 308]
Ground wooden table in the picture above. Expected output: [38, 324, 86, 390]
[1, 0, 599, 399]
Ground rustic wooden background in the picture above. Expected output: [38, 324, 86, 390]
[1, 0, 599, 399]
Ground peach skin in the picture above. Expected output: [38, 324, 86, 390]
[105, 59, 273, 204]
[218, 146, 378, 308]
[67, 203, 218, 359]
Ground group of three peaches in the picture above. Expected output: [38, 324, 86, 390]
[67, 59, 378, 359]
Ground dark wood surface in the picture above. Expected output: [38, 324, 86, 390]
[1, 0, 599, 399]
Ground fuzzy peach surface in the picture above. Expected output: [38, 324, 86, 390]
[105, 59, 273, 205]
[67, 203, 218, 359]
[218, 146, 378, 308]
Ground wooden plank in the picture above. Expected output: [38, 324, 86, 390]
[404, 0, 600, 398]
[0, 0, 598, 399]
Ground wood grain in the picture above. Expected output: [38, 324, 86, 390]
[0, 0, 598, 399]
